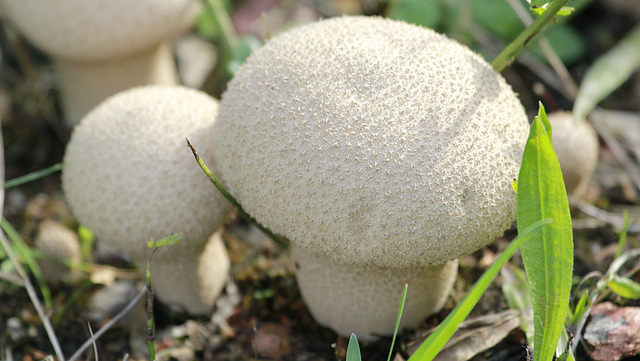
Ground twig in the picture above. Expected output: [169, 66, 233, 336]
[491, 0, 571, 72]
[0, 230, 65, 361]
[186, 137, 289, 248]
[68, 286, 147, 361]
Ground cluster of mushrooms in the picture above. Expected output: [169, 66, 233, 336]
[2, 1, 599, 341]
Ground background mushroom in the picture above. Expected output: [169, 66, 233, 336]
[34, 220, 82, 286]
[1, 0, 201, 127]
[548, 111, 599, 199]
[63, 85, 233, 314]
[212, 16, 530, 339]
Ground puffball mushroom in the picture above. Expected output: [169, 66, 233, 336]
[63, 85, 233, 314]
[212, 16, 530, 339]
[548, 111, 599, 198]
[34, 220, 82, 286]
[1, 0, 201, 127]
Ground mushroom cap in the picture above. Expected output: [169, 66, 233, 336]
[213, 16, 530, 268]
[548, 111, 599, 197]
[1, 0, 201, 62]
[62, 85, 233, 259]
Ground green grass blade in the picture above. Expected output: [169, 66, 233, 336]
[517, 103, 573, 361]
[573, 24, 640, 120]
[1, 218, 53, 309]
[3, 163, 63, 189]
[607, 275, 640, 300]
[388, 284, 408, 361]
[408, 219, 548, 361]
[346, 333, 362, 361]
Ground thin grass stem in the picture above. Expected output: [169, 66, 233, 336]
[3, 163, 63, 189]
[186, 137, 288, 248]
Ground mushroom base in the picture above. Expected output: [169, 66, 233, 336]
[56, 43, 178, 127]
[291, 244, 458, 340]
[133, 230, 230, 315]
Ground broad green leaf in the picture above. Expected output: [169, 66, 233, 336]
[346, 334, 362, 361]
[573, 24, 640, 120]
[607, 275, 640, 300]
[517, 103, 573, 361]
[408, 219, 548, 361]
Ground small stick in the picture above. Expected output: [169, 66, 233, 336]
[186, 137, 288, 248]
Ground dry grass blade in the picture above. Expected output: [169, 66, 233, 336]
[68, 286, 147, 361]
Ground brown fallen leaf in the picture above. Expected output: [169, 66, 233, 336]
[399, 310, 521, 361]
[584, 301, 640, 361]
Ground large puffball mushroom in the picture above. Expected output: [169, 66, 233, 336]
[63, 85, 233, 314]
[213, 16, 530, 339]
[548, 111, 599, 198]
[1, 0, 201, 127]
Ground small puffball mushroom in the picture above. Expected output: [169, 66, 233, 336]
[213, 16, 530, 339]
[548, 111, 599, 198]
[63, 85, 233, 314]
[1, 0, 201, 127]
[34, 220, 82, 285]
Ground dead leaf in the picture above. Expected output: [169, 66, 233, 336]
[403, 310, 522, 361]
[255, 322, 292, 360]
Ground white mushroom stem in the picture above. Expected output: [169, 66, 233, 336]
[133, 230, 230, 315]
[292, 244, 458, 340]
[56, 43, 178, 127]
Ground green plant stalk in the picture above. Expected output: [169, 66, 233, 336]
[3, 162, 63, 189]
[146, 262, 156, 361]
[201, 0, 239, 53]
[408, 219, 549, 361]
[1, 218, 53, 309]
[186, 137, 288, 248]
[491, 0, 571, 73]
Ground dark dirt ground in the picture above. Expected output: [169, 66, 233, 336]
[1, 1, 640, 360]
